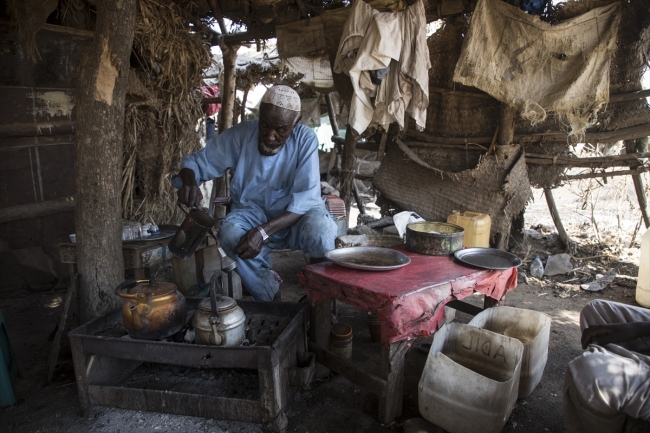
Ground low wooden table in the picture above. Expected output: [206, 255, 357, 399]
[298, 245, 518, 424]
[59, 236, 206, 282]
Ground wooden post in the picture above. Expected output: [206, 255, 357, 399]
[378, 341, 409, 424]
[352, 182, 365, 215]
[625, 139, 650, 228]
[340, 126, 358, 224]
[325, 93, 340, 177]
[377, 132, 388, 162]
[495, 103, 517, 250]
[207, 0, 228, 36]
[74, 0, 135, 323]
[497, 103, 516, 146]
[232, 87, 240, 126]
[219, 43, 238, 132]
[47, 274, 77, 383]
[310, 296, 332, 379]
[544, 188, 576, 254]
[211, 42, 238, 226]
[240, 87, 249, 122]
[325, 93, 340, 135]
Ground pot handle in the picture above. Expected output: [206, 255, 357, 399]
[177, 202, 191, 215]
[209, 271, 222, 324]
[115, 280, 140, 298]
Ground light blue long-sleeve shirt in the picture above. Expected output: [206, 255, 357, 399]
[173, 120, 322, 221]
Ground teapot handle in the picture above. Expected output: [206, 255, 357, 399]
[115, 280, 139, 298]
[177, 202, 191, 215]
[209, 271, 222, 324]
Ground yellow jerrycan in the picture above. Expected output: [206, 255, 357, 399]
[447, 210, 491, 248]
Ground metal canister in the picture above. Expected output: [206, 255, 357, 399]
[367, 312, 381, 343]
[405, 221, 464, 256]
[329, 323, 353, 359]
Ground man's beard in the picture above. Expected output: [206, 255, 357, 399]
[258, 140, 284, 156]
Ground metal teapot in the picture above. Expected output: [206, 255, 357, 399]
[115, 279, 186, 340]
[192, 273, 246, 346]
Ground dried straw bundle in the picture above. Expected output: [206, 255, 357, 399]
[122, 0, 213, 224]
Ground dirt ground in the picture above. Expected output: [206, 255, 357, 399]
[0, 179, 647, 433]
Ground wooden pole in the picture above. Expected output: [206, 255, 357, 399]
[562, 167, 650, 181]
[526, 152, 650, 167]
[75, 0, 135, 322]
[232, 87, 239, 126]
[219, 43, 238, 132]
[496, 104, 517, 250]
[211, 42, 238, 220]
[352, 182, 366, 215]
[206, 0, 228, 35]
[625, 139, 650, 228]
[497, 104, 516, 146]
[340, 126, 358, 225]
[240, 87, 249, 122]
[377, 132, 388, 162]
[324, 93, 340, 179]
[544, 188, 576, 254]
[0, 196, 75, 224]
[405, 121, 650, 146]
[325, 93, 339, 134]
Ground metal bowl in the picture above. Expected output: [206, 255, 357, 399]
[406, 222, 464, 256]
[325, 246, 411, 271]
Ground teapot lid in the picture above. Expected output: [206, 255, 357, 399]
[130, 280, 177, 297]
[198, 295, 237, 312]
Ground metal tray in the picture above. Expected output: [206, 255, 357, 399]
[454, 248, 522, 270]
[325, 246, 411, 271]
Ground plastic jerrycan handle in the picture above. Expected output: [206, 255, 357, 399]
[463, 211, 484, 219]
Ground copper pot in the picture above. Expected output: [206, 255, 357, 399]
[115, 280, 186, 340]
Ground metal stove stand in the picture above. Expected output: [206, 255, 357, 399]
[69, 299, 313, 433]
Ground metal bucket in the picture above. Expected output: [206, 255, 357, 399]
[168, 205, 215, 259]
[406, 222, 464, 256]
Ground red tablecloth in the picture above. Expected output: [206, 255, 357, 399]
[298, 245, 518, 347]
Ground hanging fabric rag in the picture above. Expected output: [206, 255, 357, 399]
[453, 0, 621, 137]
[334, 0, 430, 135]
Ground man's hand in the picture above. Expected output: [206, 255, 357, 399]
[232, 228, 265, 259]
[177, 168, 203, 208]
[232, 212, 303, 260]
[581, 322, 650, 349]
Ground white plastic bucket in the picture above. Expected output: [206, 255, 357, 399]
[418, 323, 523, 433]
[468, 306, 551, 397]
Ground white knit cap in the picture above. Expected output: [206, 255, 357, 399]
[261, 85, 301, 112]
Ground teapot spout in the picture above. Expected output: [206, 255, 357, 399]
[130, 305, 145, 331]
[129, 293, 151, 332]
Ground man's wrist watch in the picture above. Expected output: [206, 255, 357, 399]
[256, 226, 270, 244]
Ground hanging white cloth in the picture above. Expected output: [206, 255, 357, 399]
[334, 0, 430, 135]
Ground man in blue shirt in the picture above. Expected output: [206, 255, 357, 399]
[175, 86, 337, 301]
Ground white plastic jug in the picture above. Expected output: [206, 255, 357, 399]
[468, 306, 551, 397]
[418, 323, 523, 433]
[636, 229, 650, 308]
